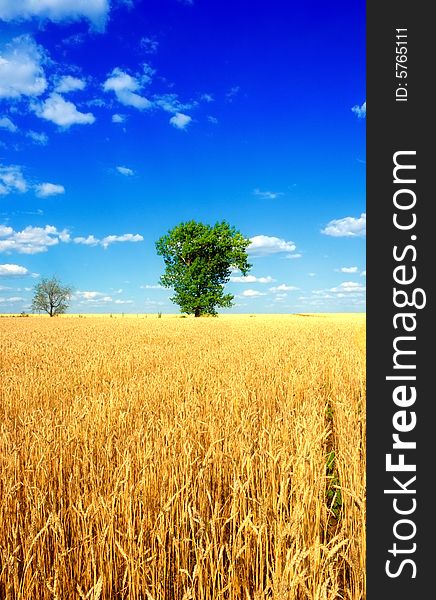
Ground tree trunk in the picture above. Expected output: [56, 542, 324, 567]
[194, 308, 201, 317]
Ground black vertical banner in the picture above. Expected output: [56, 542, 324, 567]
[367, 2, 434, 598]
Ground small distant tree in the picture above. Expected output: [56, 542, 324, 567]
[156, 220, 251, 316]
[31, 276, 73, 317]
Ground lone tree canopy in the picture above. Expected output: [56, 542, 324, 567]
[31, 276, 73, 317]
[156, 220, 251, 316]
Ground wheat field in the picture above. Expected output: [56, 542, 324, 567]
[0, 314, 365, 599]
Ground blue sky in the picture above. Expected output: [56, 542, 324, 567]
[0, 0, 365, 314]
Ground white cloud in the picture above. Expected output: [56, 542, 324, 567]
[310, 282, 366, 301]
[0, 296, 25, 304]
[140, 284, 164, 289]
[73, 292, 133, 306]
[0, 224, 70, 254]
[75, 291, 113, 304]
[0, 165, 27, 195]
[169, 112, 192, 129]
[207, 116, 218, 124]
[0, 0, 110, 30]
[26, 130, 48, 145]
[0, 116, 17, 132]
[329, 281, 366, 294]
[253, 188, 284, 200]
[75, 290, 103, 300]
[322, 213, 366, 237]
[73, 233, 143, 248]
[55, 75, 86, 94]
[340, 266, 358, 273]
[361, 270, 366, 277]
[154, 94, 196, 114]
[269, 284, 298, 292]
[351, 101, 366, 119]
[112, 113, 126, 123]
[35, 182, 65, 197]
[0, 35, 47, 99]
[35, 93, 95, 127]
[241, 289, 266, 297]
[103, 67, 152, 110]
[73, 235, 99, 246]
[248, 235, 296, 256]
[101, 233, 143, 248]
[116, 166, 134, 176]
[283, 253, 302, 259]
[0, 225, 143, 254]
[230, 275, 274, 283]
[0, 263, 29, 276]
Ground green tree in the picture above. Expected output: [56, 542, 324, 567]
[31, 276, 73, 317]
[156, 220, 251, 317]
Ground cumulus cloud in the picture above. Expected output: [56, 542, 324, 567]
[54, 75, 86, 94]
[75, 291, 113, 304]
[0, 224, 70, 254]
[0, 116, 17, 132]
[329, 281, 366, 294]
[73, 235, 99, 246]
[322, 213, 366, 237]
[0, 263, 29, 276]
[340, 266, 358, 273]
[351, 101, 366, 119]
[0, 0, 110, 30]
[361, 270, 366, 277]
[100, 233, 143, 248]
[230, 275, 274, 283]
[310, 282, 366, 303]
[248, 235, 296, 256]
[76, 290, 105, 300]
[103, 67, 152, 110]
[0, 165, 27, 195]
[74, 290, 133, 306]
[253, 188, 284, 200]
[35, 93, 95, 127]
[241, 289, 266, 297]
[73, 233, 143, 248]
[154, 93, 195, 114]
[0, 295, 25, 304]
[0, 35, 47, 99]
[112, 113, 126, 123]
[169, 112, 192, 129]
[0, 224, 143, 254]
[35, 182, 65, 197]
[116, 166, 134, 176]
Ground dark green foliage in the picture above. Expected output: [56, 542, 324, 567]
[31, 276, 73, 317]
[326, 451, 343, 518]
[156, 220, 251, 316]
